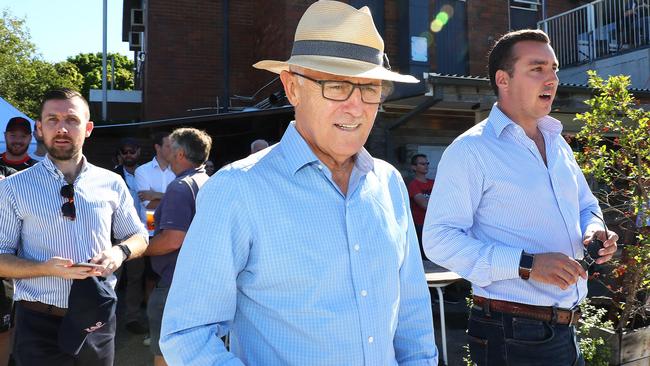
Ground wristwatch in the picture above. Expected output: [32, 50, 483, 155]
[518, 251, 535, 280]
[117, 244, 132, 261]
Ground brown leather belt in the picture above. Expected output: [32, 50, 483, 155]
[473, 296, 580, 326]
[18, 301, 67, 317]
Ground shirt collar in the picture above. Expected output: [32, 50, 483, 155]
[488, 103, 563, 138]
[41, 154, 89, 181]
[151, 157, 163, 170]
[176, 166, 205, 178]
[280, 121, 374, 175]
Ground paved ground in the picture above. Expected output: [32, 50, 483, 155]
[113, 283, 473, 366]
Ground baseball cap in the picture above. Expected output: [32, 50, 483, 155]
[119, 137, 140, 150]
[58, 276, 117, 355]
[5, 117, 31, 134]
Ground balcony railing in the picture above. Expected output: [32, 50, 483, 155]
[538, 0, 650, 67]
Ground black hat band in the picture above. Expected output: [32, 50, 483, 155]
[291, 40, 383, 66]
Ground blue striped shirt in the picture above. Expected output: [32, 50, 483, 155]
[423, 105, 602, 309]
[0, 155, 148, 308]
[160, 122, 438, 366]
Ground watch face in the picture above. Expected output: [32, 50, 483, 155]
[519, 253, 534, 280]
[520, 254, 534, 269]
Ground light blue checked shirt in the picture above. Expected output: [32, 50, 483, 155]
[160, 122, 437, 366]
[423, 105, 602, 309]
[0, 155, 148, 308]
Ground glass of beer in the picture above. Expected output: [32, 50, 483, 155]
[146, 209, 155, 235]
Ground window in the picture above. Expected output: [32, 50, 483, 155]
[510, 0, 540, 30]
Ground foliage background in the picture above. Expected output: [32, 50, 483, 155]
[0, 10, 133, 120]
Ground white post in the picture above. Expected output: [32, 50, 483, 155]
[102, 0, 108, 121]
[587, 3, 596, 62]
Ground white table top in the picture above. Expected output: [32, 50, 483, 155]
[423, 261, 462, 284]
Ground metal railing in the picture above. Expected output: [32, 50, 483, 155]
[538, 0, 650, 67]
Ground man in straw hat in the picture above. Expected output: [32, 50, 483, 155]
[160, 1, 438, 365]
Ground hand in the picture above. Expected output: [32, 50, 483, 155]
[42, 256, 102, 279]
[138, 190, 162, 202]
[90, 247, 125, 277]
[582, 229, 618, 264]
[529, 252, 587, 290]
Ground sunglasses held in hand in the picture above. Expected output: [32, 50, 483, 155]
[579, 211, 608, 271]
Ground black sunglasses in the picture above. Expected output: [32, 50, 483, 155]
[579, 211, 608, 270]
[60, 184, 76, 220]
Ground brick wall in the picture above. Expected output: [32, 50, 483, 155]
[546, 0, 588, 18]
[466, 0, 509, 76]
[144, 1, 222, 120]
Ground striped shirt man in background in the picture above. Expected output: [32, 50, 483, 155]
[0, 88, 148, 365]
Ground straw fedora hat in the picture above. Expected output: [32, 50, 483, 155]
[253, 0, 419, 83]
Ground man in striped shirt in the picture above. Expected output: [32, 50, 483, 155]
[423, 30, 618, 365]
[0, 88, 148, 365]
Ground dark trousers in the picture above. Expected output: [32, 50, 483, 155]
[467, 306, 584, 366]
[13, 303, 115, 366]
[414, 224, 427, 260]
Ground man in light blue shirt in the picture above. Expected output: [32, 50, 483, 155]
[423, 30, 618, 366]
[159, 1, 437, 365]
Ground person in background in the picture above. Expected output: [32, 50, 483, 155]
[1, 117, 38, 172]
[159, 2, 438, 365]
[249, 139, 269, 154]
[407, 153, 434, 257]
[134, 132, 176, 344]
[30, 129, 47, 162]
[135, 132, 175, 212]
[113, 138, 149, 335]
[145, 128, 211, 366]
[204, 160, 215, 176]
[0, 118, 36, 366]
[0, 166, 16, 366]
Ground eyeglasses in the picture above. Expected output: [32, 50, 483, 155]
[120, 149, 137, 155]
[60, 184, 76, 220]
[291, 72, 392, 104]
[579, 211, 608, 270]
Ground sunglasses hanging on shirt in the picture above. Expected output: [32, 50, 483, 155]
[60, 184, 76, 220]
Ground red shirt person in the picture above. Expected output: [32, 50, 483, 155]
[1, 117, 37, 171]
[407, 153, 434, 257]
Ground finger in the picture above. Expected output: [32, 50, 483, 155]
[599, 243, 617, 257]
[566, 259, 587, 279]
[552, 274, 570, 290]
[90, 253, 104, 263]
[554, 267, 577, 286]
[595, 254, 614, 264]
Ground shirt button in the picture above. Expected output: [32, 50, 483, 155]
[361, 290, 367, 297]
[368, 336, 374, 344]
[354, 244, 360, 251]
[317, 164, 323, 170]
